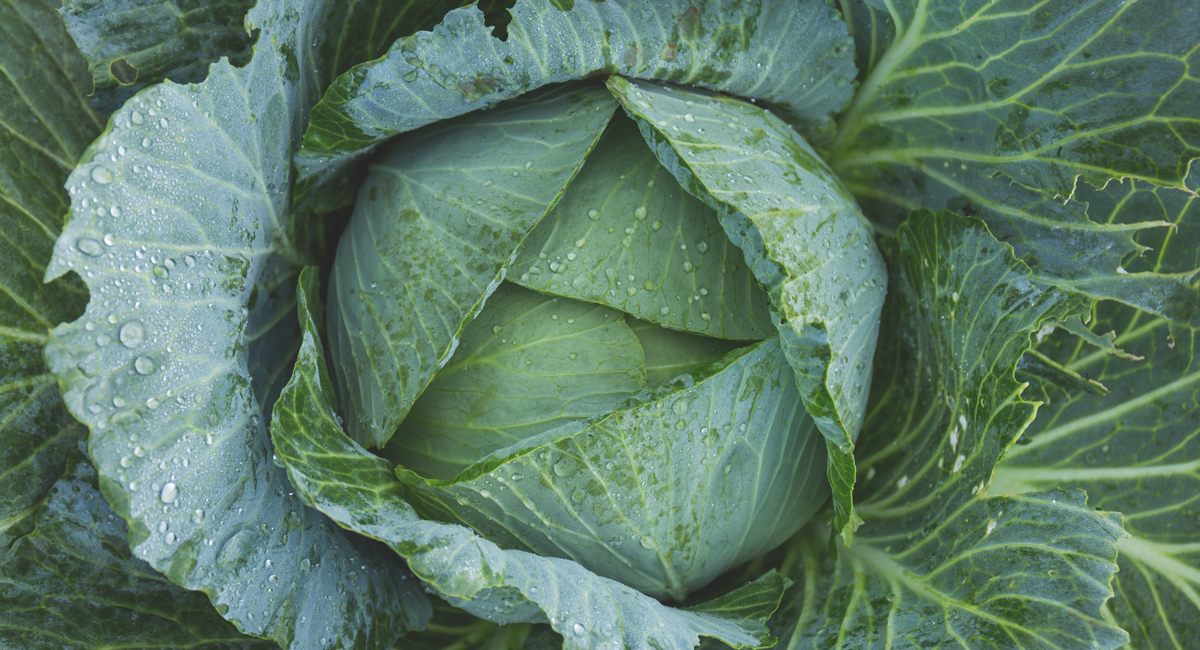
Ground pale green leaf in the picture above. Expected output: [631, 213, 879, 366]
[41, 0, 432, 647]
[326, 82, 617, 448]
[272, 267, 785, 650]
[294, 0, 858, 203]
[829, 0, 1200, 327]
[0, 452, 274, 650]
[627, 317, 741, 387]
[381, 282, 647, 480]
[396, 334, 826, 601]
[511, 111, 773, 339]
[772, 210, 1126, 650]
[606, 76, 888, 544]
[0, 0, 98, 543]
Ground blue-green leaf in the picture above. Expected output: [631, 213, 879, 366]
[0, 452, 274, 650]
[294, 0, 858, 205]
[272, 267, 785, 650]
[42, 0, 432, 647]
[0, 0, 98, 544]
[326, 82, 617, 448]
[771, 210, 1127, 650]
[606, 76, 887, 545]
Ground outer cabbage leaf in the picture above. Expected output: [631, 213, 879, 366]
[0, 0, 97, 543]
[829, 0, 1200, 327]
[293, 0, 858, 205]
[771, 210, 1127, 650]
[41, 0, 433, 647]
[511, 112, 774, 340]
[60, 0, 258, 113]
[272, 267, 786, 650]
[396, 334, 827, 602]
[607, 77, 887, 544]
[0, 452, 274, 650]
[326, 82, 616, 448]
[837, 0, 894, 84]
[992, 180, 1200, 648]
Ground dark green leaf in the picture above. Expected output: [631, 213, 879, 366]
[993, 176, 1200, 649]
[326, 82, 617, 448]
[836, 0, 894, 84]
[382, 282, 647, 480]
[60, 0, 258, 113]
[0, 0, 98, 543]
[272, 267, 784, 650]
[829, 0, 1200, 327]
[294, 0, 858, 204]
[772, 210, 1127, 650]
[394, 599, 556, 650]
[512, 112, 774, 339]
[607, 76, 888, 545]
[0, 452, 274, 650]
[42, 0, 432, 647]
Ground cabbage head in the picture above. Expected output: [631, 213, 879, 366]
[6, 0, 1198, 648]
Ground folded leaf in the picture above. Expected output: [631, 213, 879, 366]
[294, 0, 858, 205]
[42, 0, 433, 647]
[0, 0, 97, 544]
[512, 112, 774, 340]
[326, 82, 617, 448]
[0, 452, 274, 650]
[606, 76, 888, 545]
[383, 282, 648, 480]
[772, 210, 1127, 650]
[272, 267, 786, 650]
[396, 335, 826, 601]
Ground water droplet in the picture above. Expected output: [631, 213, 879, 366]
[682, 261, 694, 272]
[573, 623, 586, 636]
[159, 117, 169, 128]
[120, 455, 134, 468]
[142, 137, 152, 148]
[160, 482, 178, 503]
[104, 234, 116, 245]
[587, 209, 600, 220]
[77, 238, 103, 256]
[115, 397, 128, 408]
[634, 206, 647, 220]
[134, 356, 156, 374]
[695, 241, 708, 253]
[90, 166, 113, 184]
[146, 397, 160, 409]
[119, 321, 145, 348]
[658, 305, 670, 316]
[131, 110, 145, 125]
[684, 114, 695, 122]
[524, 160, 533, 169]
